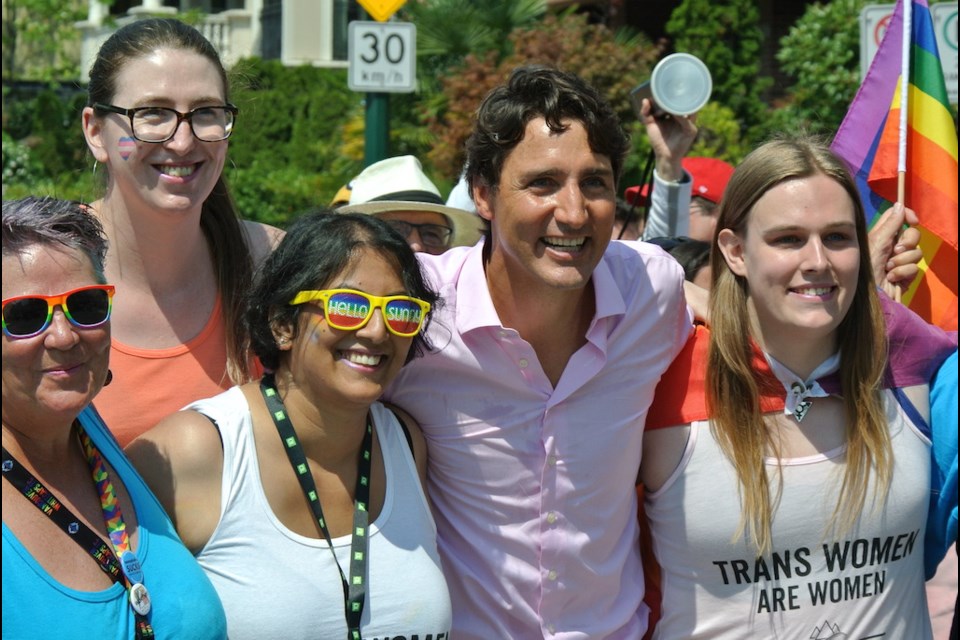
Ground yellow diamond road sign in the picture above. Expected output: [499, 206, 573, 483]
[357, 0, 407, 22]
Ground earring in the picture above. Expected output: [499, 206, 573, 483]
[104, 369, 113, 387]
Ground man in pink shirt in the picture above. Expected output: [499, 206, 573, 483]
[385, 66, 692, 638]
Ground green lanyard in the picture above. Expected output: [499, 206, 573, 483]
[260, 374, 372, 640]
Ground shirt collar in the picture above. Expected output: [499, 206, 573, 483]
[454, 244, 626, 334]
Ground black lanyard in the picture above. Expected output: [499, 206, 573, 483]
[1, 426, 154, 639]
[260, 374, 372, 640]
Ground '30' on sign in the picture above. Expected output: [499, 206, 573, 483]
[348, 21, 417, 94]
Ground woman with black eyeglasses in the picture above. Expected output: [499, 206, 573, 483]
[80, 18, 283, 447]
[126, 211, 452, 639]
[2, 196, 227, 639]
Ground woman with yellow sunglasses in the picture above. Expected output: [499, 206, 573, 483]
[126, 211, 451, 639]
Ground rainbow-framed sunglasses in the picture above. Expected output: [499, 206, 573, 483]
[2, 285, 115, 339]
[289, 288, 430, 337]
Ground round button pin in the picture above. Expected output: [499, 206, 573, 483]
[120, 551, 144, 585]
[129, 583, 151, 616]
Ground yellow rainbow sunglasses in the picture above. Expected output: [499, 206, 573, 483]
[290, 289, 430, 337]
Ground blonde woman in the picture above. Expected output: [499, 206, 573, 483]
[641, 137, 933, 639]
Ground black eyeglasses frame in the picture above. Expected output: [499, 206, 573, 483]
[93, 103, 238, 143]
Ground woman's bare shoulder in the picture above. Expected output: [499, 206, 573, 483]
[125, 409, 225, 550]
[242, 219, 285, 264]
[126, 409, 223, 479]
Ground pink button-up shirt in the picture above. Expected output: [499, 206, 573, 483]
[385, 240, 691, 639]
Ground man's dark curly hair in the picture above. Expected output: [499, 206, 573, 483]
[464, 65, 631, 197]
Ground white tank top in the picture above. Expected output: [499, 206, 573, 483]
[646, 389, 932, 639]
[190, 388, 452, 639]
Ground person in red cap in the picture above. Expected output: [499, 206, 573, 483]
[680, 156, 735, 240]
[623, 155, 734, 243]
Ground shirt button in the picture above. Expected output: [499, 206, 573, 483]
[518, 358, 529, 368]
[547, 455, 557, 466]
[547, 624, 556, 634]
[546, 512, 557, 524]
[548, 570, 558, 581]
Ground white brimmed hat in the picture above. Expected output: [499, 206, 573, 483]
[339, 155, 483, 248]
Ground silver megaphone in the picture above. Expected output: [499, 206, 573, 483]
[630, 53, 713, 118]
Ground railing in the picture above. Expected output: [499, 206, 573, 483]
[199, 14, 233, 63]
[197, 9, 256, 67]
[77, 1, 347, 78]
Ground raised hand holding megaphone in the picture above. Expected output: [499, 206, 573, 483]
[624, 52, 709, 239]
[631, 53, 713, 118]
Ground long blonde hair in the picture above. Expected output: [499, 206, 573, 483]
[707, 136, 890, 555]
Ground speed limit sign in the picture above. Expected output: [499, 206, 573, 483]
[348, 21, 417, 93]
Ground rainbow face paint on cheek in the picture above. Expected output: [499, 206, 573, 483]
[118, 137, 136, 160]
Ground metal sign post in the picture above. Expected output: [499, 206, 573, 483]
[348, 21, 417, 165]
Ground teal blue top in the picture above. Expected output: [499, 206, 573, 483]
[2, 405, 227, 639]
[925, 349, 958, 579]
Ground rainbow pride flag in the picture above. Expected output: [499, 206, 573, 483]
[832, 0, 958, 331]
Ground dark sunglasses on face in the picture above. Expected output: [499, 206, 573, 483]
[289, 289, 430, 337]
[2, 285, 115, 339]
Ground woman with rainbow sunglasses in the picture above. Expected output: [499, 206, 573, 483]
[2, 196, 226, 639]
[126, 211, 451, 639]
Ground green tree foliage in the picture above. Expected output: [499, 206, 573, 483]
[769, 0, 869, 139]
[2, 131, 42, 194]
[213, 58, 363, 221]
[685, 101, 753, 166]
[666, 0, 771, 144]
[391, 0, 549, 186]
[399, 0, 546, 93]
[2, 0, 86, 80]
[28, 90, 89, 178]
[424, 10, 751, 185]
[3, 0, 106, 200]
[229, 58, 355, 174]
[424, 12, 666, 182]
[1, 87, 90, 198]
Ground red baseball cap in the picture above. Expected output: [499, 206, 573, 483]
[623, 157, 735, 206]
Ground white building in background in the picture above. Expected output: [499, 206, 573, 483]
[76, 0, 359, 80]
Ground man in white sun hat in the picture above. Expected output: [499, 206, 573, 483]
[339, 155, 483, 254]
